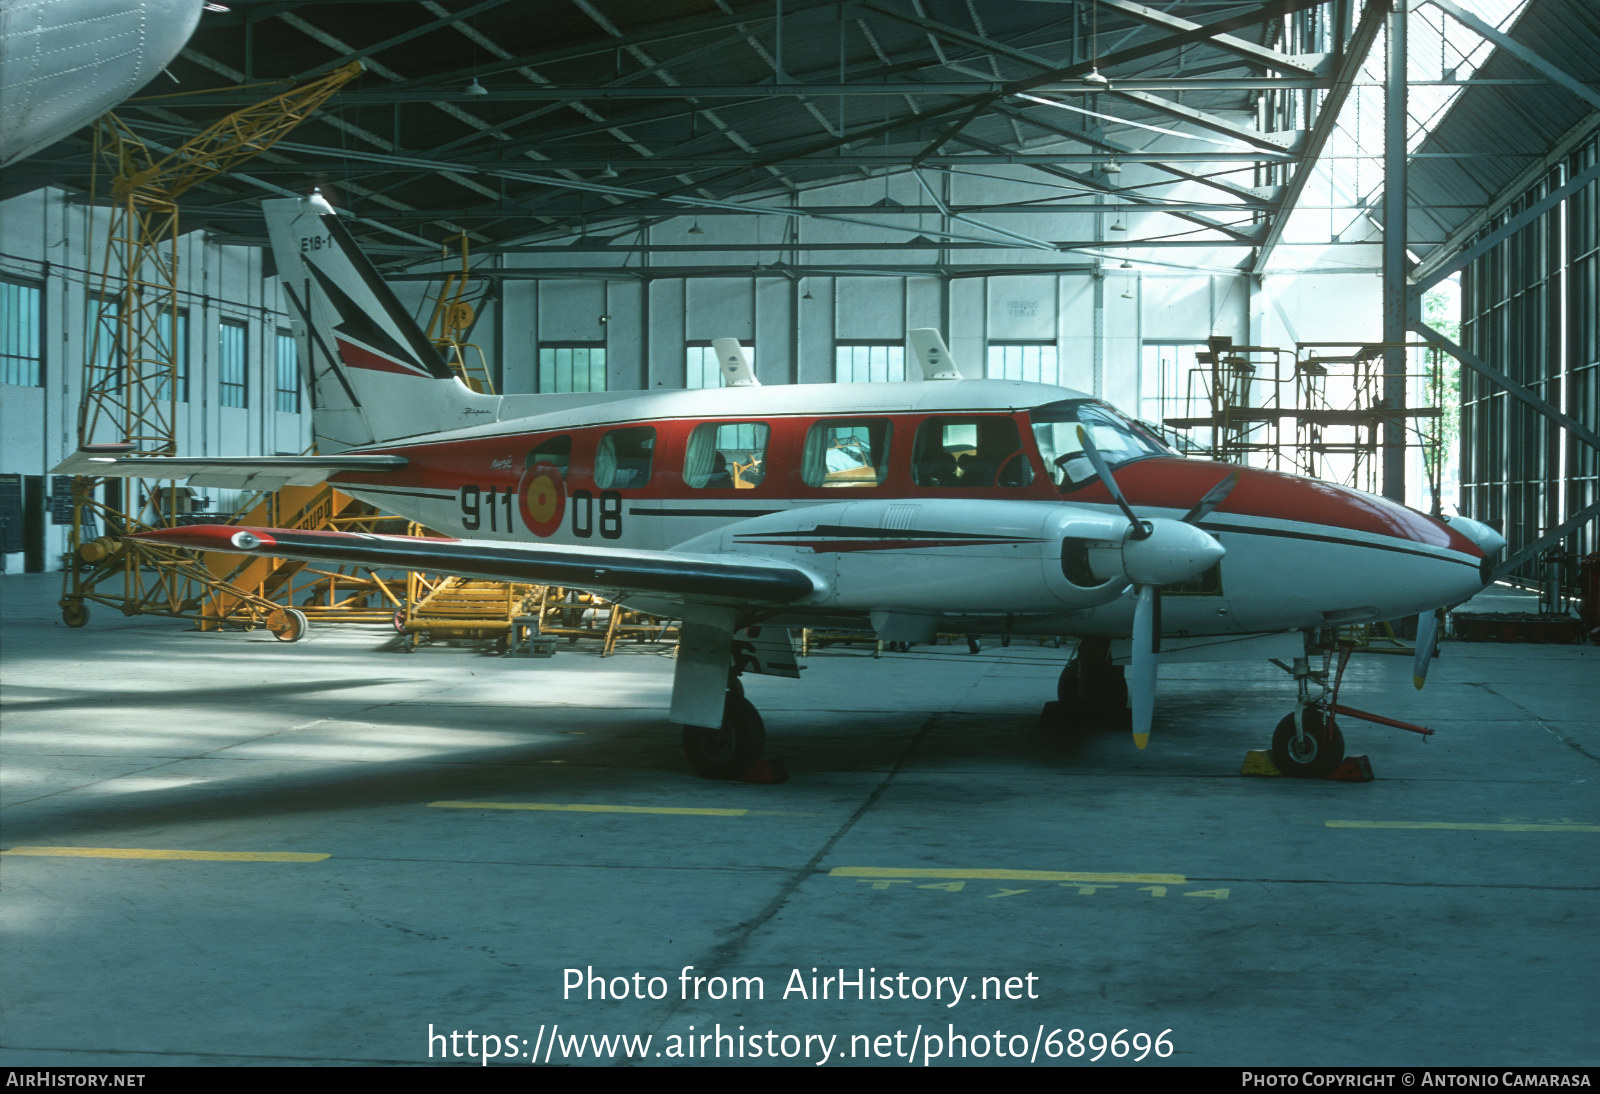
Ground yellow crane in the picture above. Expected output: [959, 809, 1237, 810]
[63, 62, 363, 633]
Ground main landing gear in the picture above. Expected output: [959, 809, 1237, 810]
[1046, 639, 1129, 729]
[681, 675, 767, 780]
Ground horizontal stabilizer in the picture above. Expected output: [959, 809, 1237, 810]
[53, 446, 406, 491]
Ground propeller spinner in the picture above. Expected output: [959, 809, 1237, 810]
[1074, 427, 1235, 748]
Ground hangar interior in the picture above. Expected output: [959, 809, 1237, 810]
[1, 0, 1598, 1070]
[2, 0, 1596, 595]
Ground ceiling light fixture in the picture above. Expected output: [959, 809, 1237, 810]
[1103, 157, 1123, 175]
[465, 77, 488, 96]
[687, 221, 704, 235]
[1082, 0, 1107, 87]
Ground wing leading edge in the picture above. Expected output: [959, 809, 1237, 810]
[130, 524, 820, 607]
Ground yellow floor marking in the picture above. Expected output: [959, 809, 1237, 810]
[830, 867, 1187, 883]
[430, 801, 749, 817]
[1326, 820, 1600, 833]
[3, 846, 329, 862]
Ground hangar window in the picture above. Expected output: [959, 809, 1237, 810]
[595, 426, 655, 490]
[1141, 343, 1207, 450]
[156, 311, 190, 403]
[687, 343, 755, 388]
[275, 329, 300, 413]
[219, 318, 248, 408]
[986, 343, 1060, 385]
[913, 417, 1032, 488]
[539, 344, 606, 393]
[835, 344, 904, 383]
[1, 279, 43, 388]
[802, 419, 892, 488]
[685, 422, 769, 489]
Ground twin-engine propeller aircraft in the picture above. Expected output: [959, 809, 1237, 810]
[57, 193, 1507, 780]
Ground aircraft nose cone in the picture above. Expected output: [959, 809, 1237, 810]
[1444, 513, 1506, 559]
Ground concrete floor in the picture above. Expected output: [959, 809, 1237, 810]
[2, 571, 1596, 1067]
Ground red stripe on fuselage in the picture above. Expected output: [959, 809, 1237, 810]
[1076, 458, 1479, 555]
[325, 416, 1478, 556]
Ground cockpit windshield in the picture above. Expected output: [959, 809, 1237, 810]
[1029, 399, 1172, 492]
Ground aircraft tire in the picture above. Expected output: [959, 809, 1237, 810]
[682, 695, 765, 780]
[62, 601, 89, 628]
[1270, 710, 1344, 779]
[1057, 649, 1127, 716]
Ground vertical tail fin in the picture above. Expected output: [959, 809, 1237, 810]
[264, 194, 498, 451]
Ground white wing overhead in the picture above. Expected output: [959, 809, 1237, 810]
[0, 0, 205, 167]
[131, 524, 821, 608]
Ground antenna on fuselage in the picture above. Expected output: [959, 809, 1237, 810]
[907, 329, 963, 381]
[711, 337, 760, 386]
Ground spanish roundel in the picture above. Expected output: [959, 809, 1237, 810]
[520, 464, 565, 537]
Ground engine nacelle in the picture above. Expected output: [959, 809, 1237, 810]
[671, 498, 1199, 616]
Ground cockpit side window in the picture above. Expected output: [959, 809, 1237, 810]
[525, 435, 572, 475]
[1030, 400, 1169, 491]
[913, 416, 1033, 488]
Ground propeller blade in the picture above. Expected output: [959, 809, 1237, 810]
[1130, 584, 1159, 748]
[1180, 469, 1240, 525]
[1413, 610, 1440, 690]
[1076, 425, 1149, 539]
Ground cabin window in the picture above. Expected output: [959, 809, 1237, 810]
[525, 435, 572, 475]
[594, 426, 654, 489]
[684, 422, 769, 489]
[802, 419, 892, 488]
[913, 416, 1032, 488]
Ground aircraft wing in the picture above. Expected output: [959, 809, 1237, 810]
[130, 524, 820, 607]
[52, 447, 407, 491]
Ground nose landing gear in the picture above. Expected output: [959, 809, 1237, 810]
[1271, 641, 1435, 778]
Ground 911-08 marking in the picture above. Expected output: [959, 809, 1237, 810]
[460, 485, 624, 538]
[459, 484, 514, 532]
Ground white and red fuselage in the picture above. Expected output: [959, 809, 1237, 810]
[299, 377, 1498, 639]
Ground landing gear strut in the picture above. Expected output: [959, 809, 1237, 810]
[1270, 640, 1435, 778]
